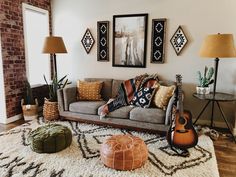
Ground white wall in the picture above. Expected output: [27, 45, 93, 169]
[52, 0, 236, 126]
[0, 36, 7, 123]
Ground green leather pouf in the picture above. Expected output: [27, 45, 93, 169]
[28, 124, 72, 153]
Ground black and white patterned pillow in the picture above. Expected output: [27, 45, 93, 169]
[131, 87, 156, 108]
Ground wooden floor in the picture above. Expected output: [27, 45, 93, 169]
[0, 119, 235, 177]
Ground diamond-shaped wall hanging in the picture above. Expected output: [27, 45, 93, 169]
[81, 28, 95, 54]
[170, 26, 188, 56]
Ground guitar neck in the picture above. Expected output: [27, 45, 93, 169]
[178, 87, 184, 116]
[176, 75, 184, 116]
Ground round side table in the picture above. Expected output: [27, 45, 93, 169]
[193, 92, 236, 143]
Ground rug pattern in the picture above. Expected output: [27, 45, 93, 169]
[0, 117, 219, 177]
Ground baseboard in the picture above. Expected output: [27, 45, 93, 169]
[4, 114, 23, 124]
[0, 106, 43, 124]
[194, 119, 228, 128]
[195, 119, 236, 135]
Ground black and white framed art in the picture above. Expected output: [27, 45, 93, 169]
[170, 26, 188, 55]
[150, 18, 167, 63]
[112, 13, 148, 68]
[97, 21, 109, 61]
[81, 28, 95, 54]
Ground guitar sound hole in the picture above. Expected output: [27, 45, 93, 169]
[179, 117, 186, 124]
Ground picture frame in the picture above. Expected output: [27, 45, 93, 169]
[81, 28, 95, 54]
[112, 14, 148, 68]
[150, 18, 167, 63]
[170, 26, 188, 56]
[97, 21, 109, 61]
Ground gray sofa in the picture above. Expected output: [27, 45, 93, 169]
[57, 78, 176, 133]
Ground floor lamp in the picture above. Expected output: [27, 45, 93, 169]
[195, 34, 236, 140]
[42, 36, 67, 80]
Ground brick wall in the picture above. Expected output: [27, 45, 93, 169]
[0, 0, 51, 118]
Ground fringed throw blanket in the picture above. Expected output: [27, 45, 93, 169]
[100, 74, 159, 117]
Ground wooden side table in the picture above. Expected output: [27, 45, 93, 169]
[193, 92, 236, 143]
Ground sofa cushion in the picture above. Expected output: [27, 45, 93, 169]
[111, 79, 123, 98]
[85, 78, 113, 101]
[69, 101, 106, 115]
[159, 80, 176, 86]
[129, 107, 165, 124]
[106, 106, 134, 119]
[77, 81, 103, 101]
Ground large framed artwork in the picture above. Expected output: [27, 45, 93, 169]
[97, 21, 109, 61]
[112, 14, 148, 68]
[150, 18, 167, 63]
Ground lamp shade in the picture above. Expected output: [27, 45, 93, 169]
[199, 34, 236, 58]
[42, 36, 67, 54]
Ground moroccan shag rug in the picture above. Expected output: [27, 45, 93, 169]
[0, 117, 219, 177]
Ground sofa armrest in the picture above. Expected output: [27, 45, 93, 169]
[63, 86, 77, 111]
[164, 94, 176, 125]
[57, 88, 64, 112]
[164, 91, 184, 125]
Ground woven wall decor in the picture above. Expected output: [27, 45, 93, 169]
[81, 28, 95, 54]
[170, 26, 188, 55]
[97, 21, 109, 61]
[151, 18, 167, 63]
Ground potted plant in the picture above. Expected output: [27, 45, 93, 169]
[43, 75, 70, 120]
[21, 80, 38, 121]
[196, 66, 214, 94]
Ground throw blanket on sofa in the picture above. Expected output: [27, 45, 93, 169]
[100, 74, 159, 117]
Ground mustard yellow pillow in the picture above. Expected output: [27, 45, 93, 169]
[153, 85, 176, 110]
[77, 81, 103, 101]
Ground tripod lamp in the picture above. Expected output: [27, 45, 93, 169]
[42, 36, 67, 79]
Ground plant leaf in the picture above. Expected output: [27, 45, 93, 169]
[58, 75, 67, 83]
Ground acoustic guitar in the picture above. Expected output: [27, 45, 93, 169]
[167, 74, 198, 150]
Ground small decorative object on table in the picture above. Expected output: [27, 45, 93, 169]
[43, 75, 70, 121]
[28, 124, 72, 153]
[21, 79, 38, 121]
[196, 66, 214, 94]
[100, 134, 148, 170]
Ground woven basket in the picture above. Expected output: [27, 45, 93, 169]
[21, 99, 38, 121]
[43, 98, 59, 121]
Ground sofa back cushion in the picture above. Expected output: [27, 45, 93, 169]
[159, 80, 176, 86]
[82, 78, 175, 102]
[84, 78, 113, 101]
[111, 79, 124, 98]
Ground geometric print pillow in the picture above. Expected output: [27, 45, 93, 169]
[131, 87, 156, 108]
